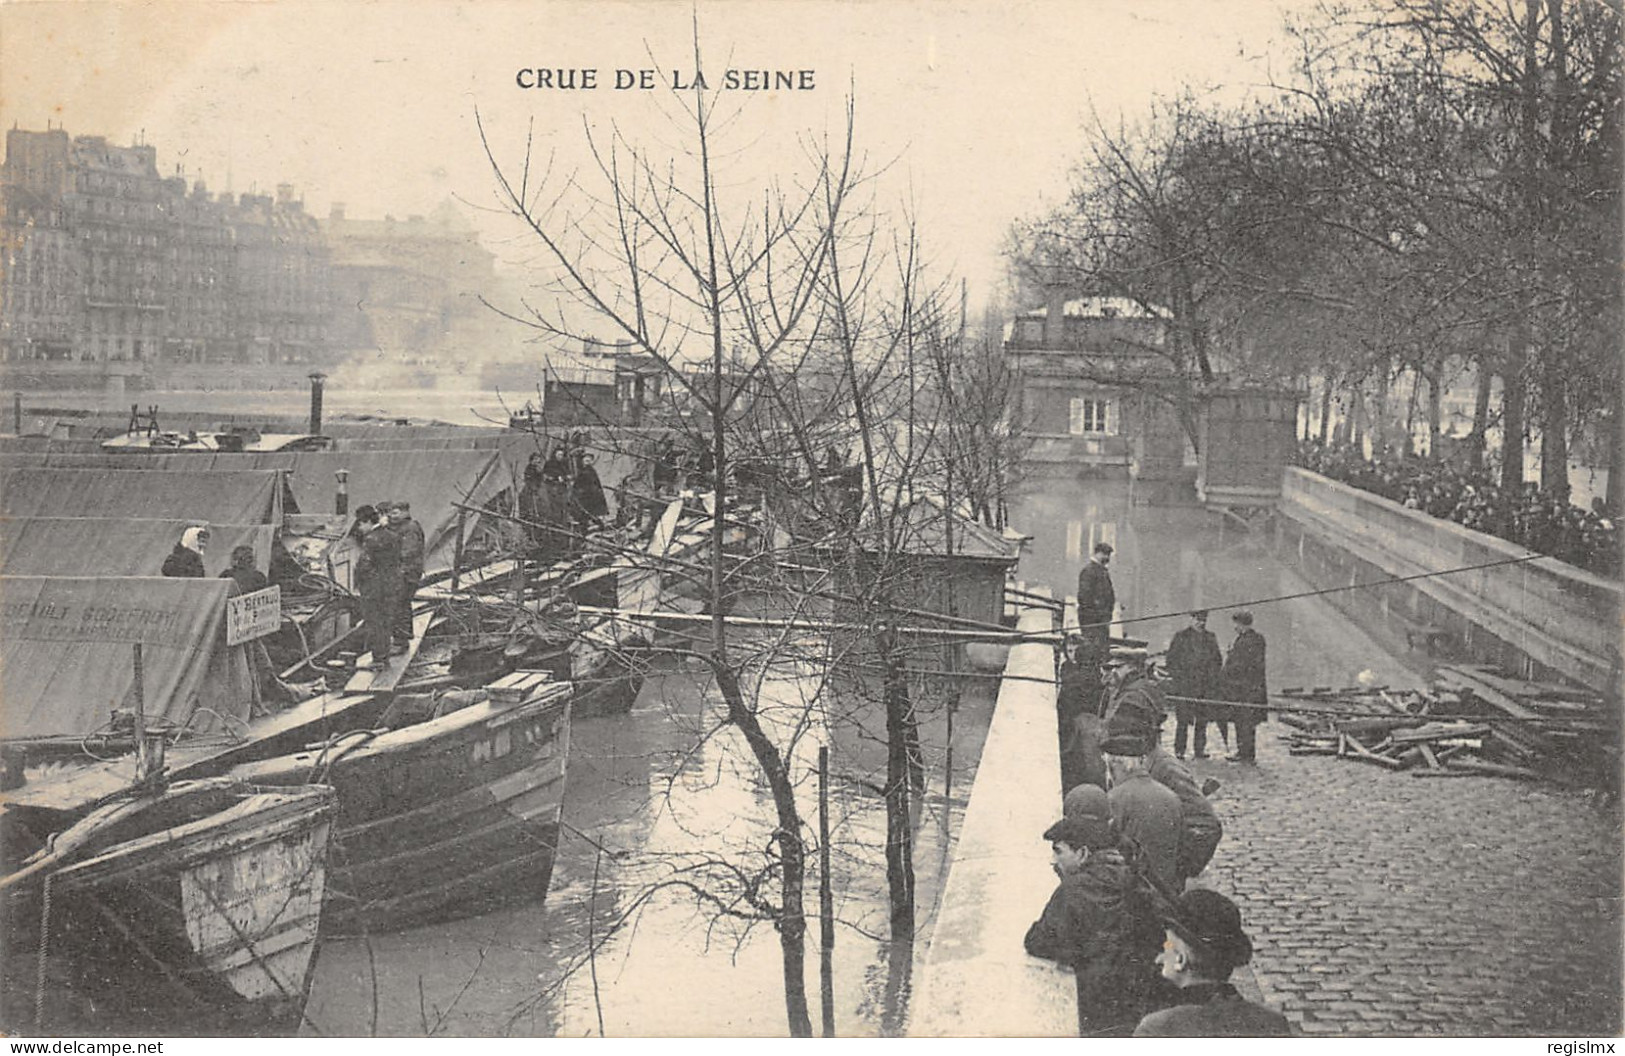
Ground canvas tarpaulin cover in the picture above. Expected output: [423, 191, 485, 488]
[0, 450, 505, 571]
[1, 576, 253, 739]
[0, 468, 283, 523]
[249, 450, 505, 570]
[0, 518, 276, 577]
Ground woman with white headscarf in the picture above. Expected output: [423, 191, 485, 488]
[161, 524, 209, 577]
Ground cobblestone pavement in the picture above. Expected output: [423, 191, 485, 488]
[1193, 724, 1623, 1037]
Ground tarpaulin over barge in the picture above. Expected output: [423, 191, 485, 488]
[1, 576, 254, 740]
[0, 468, 284, 524]
[0, 518, 276, 578]
[0, 451, 504, 572]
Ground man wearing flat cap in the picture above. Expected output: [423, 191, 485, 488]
[1099, 694, 1183, 892]
[1220, 610, 1269, 765]
[1025, 786, 1165, 1036]
[1134, 889, 1292, 1037]
[1076, 541, 1117, 650]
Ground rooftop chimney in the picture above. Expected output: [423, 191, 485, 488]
[1042, 284, 1070, 349]
[308, 372, 326, 435]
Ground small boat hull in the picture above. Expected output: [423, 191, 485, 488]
[3, 780, 336, 1036]
[227, 684, 571, 935]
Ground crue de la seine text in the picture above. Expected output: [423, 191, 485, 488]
[515, 68, 816, 91]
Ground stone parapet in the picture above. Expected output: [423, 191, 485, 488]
[1279, 467, 1620, 692]
[908, 591, 1078, 1036]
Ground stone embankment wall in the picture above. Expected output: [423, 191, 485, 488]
[1275, 467, 1621, 694]
[908, 591, 1080, 1036]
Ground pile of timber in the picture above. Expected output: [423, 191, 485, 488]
[1277, 684, 1429, 725]
[1431, 664, 1617, 790]
[1285, 714, 1532, 779]
[1277, 667, 1618, 787]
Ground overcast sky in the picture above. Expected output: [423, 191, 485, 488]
[2, 0, 1310, 307]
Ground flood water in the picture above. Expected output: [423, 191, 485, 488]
[304, 649, 999, 1038]
[300, 470, 1424, 1038]
[1009, 473, 1426, 694]
[69, 383, 1420, 1036]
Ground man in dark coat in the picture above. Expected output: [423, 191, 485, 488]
[1134, 889, 1292, 1037]
[1026, 788, 1165, 1037]
[352, 505, 401, 670]
[388, 501, 426, 648]
[1165, 611, 1225, 759]
[1098, 694, 1184, 894]
[218, 544, 269, 596]
[1145, 741, 1223, 890]
[1076, 541, 1116, 649]
[1058, 636, 1108, 793]
[1221, 610, 1268, 765]
[570, 452, 610, 530]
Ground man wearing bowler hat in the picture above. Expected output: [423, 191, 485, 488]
[1134, 889, 1292, 1036]
[1026, 786, 1165, 1036]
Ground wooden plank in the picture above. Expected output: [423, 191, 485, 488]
[1468, 669, 1603, 703]
[1343, 733, 1403, 769]
[1444, 757, 1544, 781]
[1435, 668, 1542, 721]
[1417, 743, 1442, 770]
[344, 608, 435, 693]
[1390, 723, 1492, 744]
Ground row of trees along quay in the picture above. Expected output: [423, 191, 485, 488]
[1009, 0, 1620, 512]
[472, 37, 1031, 1037]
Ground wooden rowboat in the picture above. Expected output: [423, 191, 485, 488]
[2, 778, 337, 1036]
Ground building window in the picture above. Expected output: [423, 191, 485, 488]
[1069, 397, 1112, 436]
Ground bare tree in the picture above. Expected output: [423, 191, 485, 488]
[476, 32, 851, 1031]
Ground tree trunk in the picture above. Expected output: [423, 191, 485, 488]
[880, 631, 917, 945]
[1467, 361, 1493, 472]
[1372, 363, 1392, 455]
[1349, 384, 1365, 453]
[716, 665, 813, 1036]
[1607, 408, 1623, 515]
[1402, 369, 1420, 457]
[879, 939, 913, 1037]
[697, 88, 810, 1033]
[1503, 0, 1537, 499]
[1540, 355, 1570, 499]
[1500, 347, 1528, 495]
[1426, 370, 1443, 459]
[1318, 376, 1333, 445]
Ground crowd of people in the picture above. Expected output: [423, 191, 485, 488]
[1295, 440, 1619, 577]
[518, 436, 611, 562]
[1028, 544, 1292, 1036]
[1035, 650, 1287, 1036]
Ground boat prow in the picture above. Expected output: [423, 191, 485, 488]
[2, 778, 337, 1036]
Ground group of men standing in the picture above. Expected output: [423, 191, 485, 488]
[1165, 609, 1269, 765]
[1075, 540, 1270, 766]
[1026, 539, 1289, 1036]
[518, 439, 610, 561]
[350, 500, 425, 670]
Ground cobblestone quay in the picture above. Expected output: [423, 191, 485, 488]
[1199, 728, 1621, 1036]
[1010, 476, 1622, 1037]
